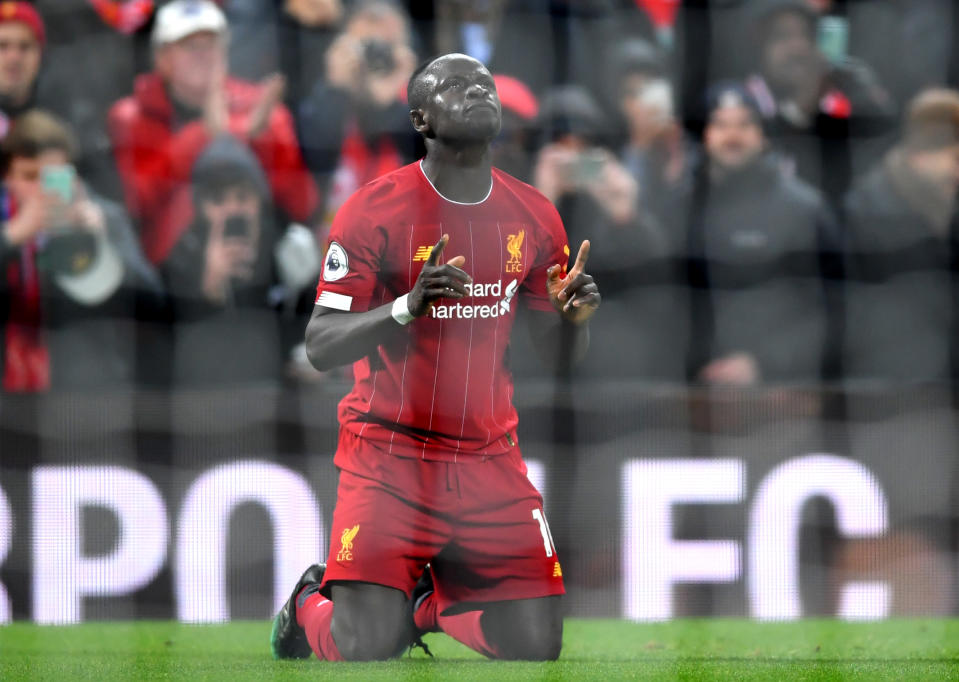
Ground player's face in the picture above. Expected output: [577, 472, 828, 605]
[421, 57, 502, 144]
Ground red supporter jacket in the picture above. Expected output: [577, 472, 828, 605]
[108, 72, 319, 264]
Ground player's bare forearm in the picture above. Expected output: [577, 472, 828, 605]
[527, 311, 591, 372]
[307, 236, 471, 371]
[305, 303, 400, 371]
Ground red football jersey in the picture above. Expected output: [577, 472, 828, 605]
[314, 161, 570, 461]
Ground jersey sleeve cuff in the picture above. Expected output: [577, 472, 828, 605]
[316, 290, 353, 311]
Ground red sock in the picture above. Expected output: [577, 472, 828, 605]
[295, 591, 344, 661]
[413, 591, 439, 633]
[436, 609, 501, 659]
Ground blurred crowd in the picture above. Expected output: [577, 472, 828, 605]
[3, 0, 959, 392]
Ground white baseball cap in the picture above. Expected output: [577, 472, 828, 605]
[152, 0, 227, 47]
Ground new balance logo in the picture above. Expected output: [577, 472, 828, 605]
[413, 245, 433, 262]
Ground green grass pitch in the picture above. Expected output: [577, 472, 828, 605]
[1, 619, 957, 681]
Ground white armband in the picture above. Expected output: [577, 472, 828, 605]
[391, 294, 415, 325]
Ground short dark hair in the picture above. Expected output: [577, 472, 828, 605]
[407, 56, 438, 112]
[537, 85, 608, 145]
[612, 39, 667, 86]
[2, 109, 77, 164]
[750, 0, 816, 62]
[751, 0, 817, 40]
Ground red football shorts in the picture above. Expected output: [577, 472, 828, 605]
[321, 429, 565, 613]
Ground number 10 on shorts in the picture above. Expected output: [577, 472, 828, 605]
[532, 508, 556, 558]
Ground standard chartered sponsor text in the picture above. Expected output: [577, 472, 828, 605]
[431, 279, 518, 319]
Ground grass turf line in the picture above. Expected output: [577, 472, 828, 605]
[0, 618, 956, 681]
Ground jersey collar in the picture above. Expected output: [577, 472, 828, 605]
[418, 160, 493, 205]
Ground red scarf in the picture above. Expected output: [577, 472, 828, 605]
[3, 195, 49, 392]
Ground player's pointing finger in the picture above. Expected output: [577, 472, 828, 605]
[569, 240, 590, 276]
[426, 234, 449, 266]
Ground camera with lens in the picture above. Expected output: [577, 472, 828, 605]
[362, 39, 396, 75]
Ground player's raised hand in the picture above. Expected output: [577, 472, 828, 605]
[546, 240, 600, 324]
[407, 234, 472, 317]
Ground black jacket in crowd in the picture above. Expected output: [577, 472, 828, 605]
[685, 153, 840, 385]
[843, 156, 959, 385]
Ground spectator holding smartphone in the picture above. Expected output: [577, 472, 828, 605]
[162, 135, 316, 386]
[0, 109, 161, 391]
[743, 0, 894, 207]
[528, 85, 684, 381]
[533, 86, 640, 229]
[611, 39, 696, 246]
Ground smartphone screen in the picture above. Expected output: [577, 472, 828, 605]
[41, 164, 75, 203]
[575, 150, 606, 184]
[817, 16, 848, 64]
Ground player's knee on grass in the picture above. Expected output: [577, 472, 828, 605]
[481, 595, 564, 661]
[329, 582, 411, 660]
